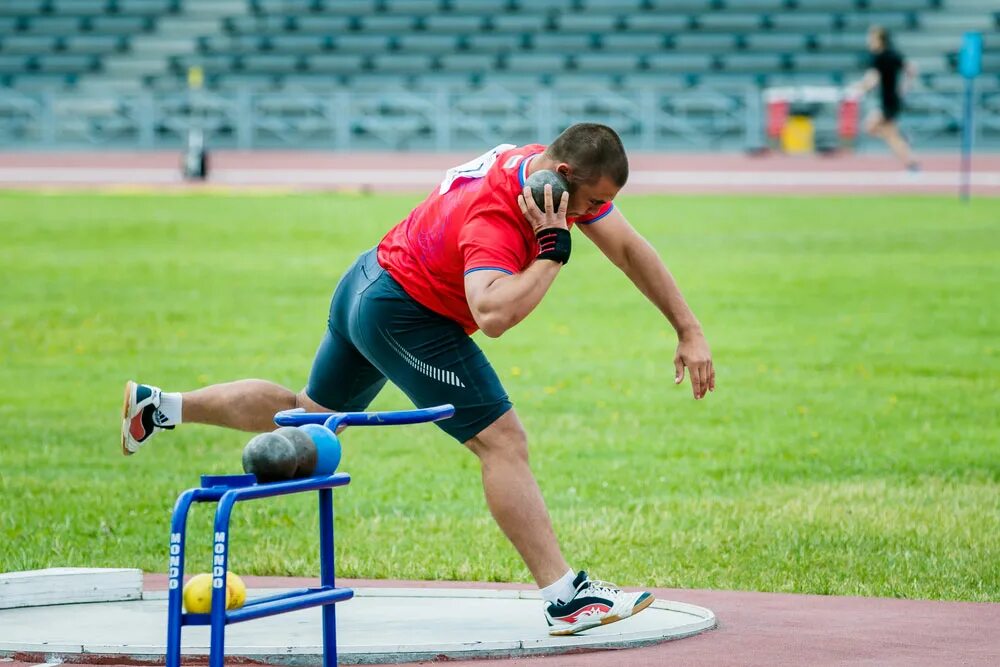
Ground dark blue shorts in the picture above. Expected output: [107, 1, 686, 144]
[306, 248, 512, 443]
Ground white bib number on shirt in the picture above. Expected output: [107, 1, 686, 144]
[438, 143, 516, 195]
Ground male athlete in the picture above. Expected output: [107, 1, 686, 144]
[852, 25, 919, 171]
[122, 123, 715, 635]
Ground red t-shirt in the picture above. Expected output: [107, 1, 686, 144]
[377, 144, 615, 334]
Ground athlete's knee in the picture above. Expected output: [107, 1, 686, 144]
[465, 410, 529, 464]
[296, 390, 334, 413]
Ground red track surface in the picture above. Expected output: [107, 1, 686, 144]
[6, 575, 995, 667]
[1, 151, 998, 195]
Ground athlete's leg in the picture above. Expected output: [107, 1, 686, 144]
[880, 120, 916, 167]
[464, 409, 570, 588]
[864, 108, 885, 137]
[179, 381, 325, 432]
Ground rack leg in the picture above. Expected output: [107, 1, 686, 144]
[319, 488, 337, 667]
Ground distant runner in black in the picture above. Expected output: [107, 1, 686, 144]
[852, 26, 919, 171]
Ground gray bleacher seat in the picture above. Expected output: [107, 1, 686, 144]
[438, 53, 497, 72]
[466, 33, 525, 54]
[276, 73, 343, 90]
[396, 35, 460, 54]
[2, 35, 57, 54]
[0, 0, 46, 16]
[840, 12, 913, 31]
[411, 72, 476, 91]
[514, 0, 576, 12]
[646, 0, 713, 9]
[767, 13, 837, 31]
[720, 0, 789, 9]
[307, 53, 367, 73]
[550, 72, 620, 90]
[475, 72, 545, 91]
[0, 18, 18, 34]
[814, 32, 866, 52]
[793, 0, 854, 8]
[871, 0, 933, 9]
[908, 54, 948, 74]
[333, 34, 392, 54]
[357, 15, 419, 32]
[292, 16, 350, 33]
[447, 0, 506, 13]
[90, 15, 151, 34]
[673, 33, 738, 52]
[764, 73, 841, 87]
[491, 15, 551, 33]
[721, 53, 785, 72]
[26, 16, 85, 34]
[252, 0, 314, 14]
[580, 0, 646, 11]
[36, 54, 98, 73]
[64, 35, 125, 54]
[269, 34, 329, 53]
[117, 0, 175, 16]
[556, 14, 622, 33]
[0, 55, 31, 74]
[623, 14, 691, 32]
[382, 0, 443, 13]
[202, 34, 265, 54]
[743, 33, 809, 52]
[504, 52, 568, 72]
[601, 33, 666, 53]
[619, 71, 689, 90]
[215, 72, 279, 90]
[530, 33, 596, 52]
[370, 53, 436, 73]
[423, 15, 486, 33]
[574, 53, 641, 73]
[347, 73, 413, 91]
[242, 53, 302, 73]
[647, 53, 714, 72]
[697, 13, 764, 31]
[173, 54, 235, 74]
[314, 0, 379, 15]
[52, 0, 114, 16]
[791, 52, 863, 72]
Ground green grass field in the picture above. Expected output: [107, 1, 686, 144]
[1, 191, 997, 602]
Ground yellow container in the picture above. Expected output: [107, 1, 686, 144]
[781, 115, 815, 154]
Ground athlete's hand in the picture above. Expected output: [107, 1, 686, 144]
[518, 184, 569, 235]
[674, 330, 715, 400]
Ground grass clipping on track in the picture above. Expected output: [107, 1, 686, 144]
[0, 191, 997, 602]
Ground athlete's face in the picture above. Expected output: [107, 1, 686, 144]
[556, 167, 621, 218]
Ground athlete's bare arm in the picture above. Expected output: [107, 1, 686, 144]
[465, 185, 569, 338]
[579, 208, 715, 399]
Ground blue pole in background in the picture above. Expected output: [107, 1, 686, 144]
[957, 32, 982, 202]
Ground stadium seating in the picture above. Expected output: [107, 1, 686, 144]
[0, 0, 998, 149]
[0, 0, 1000, 152]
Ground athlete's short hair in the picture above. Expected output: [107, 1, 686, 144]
[545, 123, 629, 188]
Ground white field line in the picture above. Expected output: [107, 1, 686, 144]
[1, 167, 999, 188]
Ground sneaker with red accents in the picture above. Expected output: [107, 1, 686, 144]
[543, 571, 654, 636]
[121, 381, 173, 456]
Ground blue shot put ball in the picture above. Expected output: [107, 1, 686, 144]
[524, 169, 568, 213]
[298, 424, 342, 475]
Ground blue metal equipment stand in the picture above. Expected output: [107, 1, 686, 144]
[165, 473, 353, 667]
[164, 404, 454, 667]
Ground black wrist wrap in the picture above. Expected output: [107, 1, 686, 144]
[536, 227, 571, 265]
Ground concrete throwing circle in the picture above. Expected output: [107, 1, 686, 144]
[0, 587, 716, 664]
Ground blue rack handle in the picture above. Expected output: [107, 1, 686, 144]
[274, 404, 455, 431]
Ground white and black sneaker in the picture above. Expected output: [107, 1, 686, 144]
[543, 571, 654, 636]
[121, 380, 173, 456]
